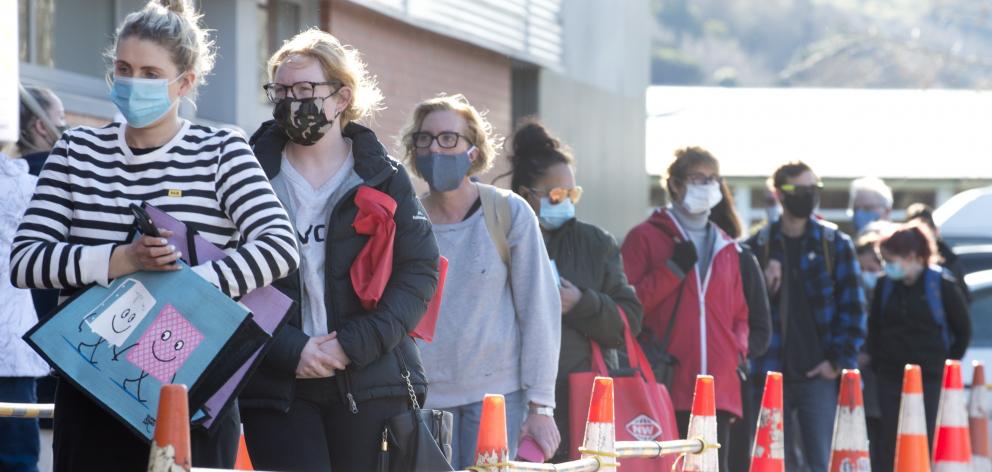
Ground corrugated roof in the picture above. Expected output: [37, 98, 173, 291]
[646, 86, 992, 179]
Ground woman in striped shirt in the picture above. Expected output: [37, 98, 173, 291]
[9, 1, 299, 470]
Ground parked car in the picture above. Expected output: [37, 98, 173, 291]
[962, 269, 992, 386]
[936, 186, 992, 248]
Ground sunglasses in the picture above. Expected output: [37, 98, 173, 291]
[528, 186, 583, 204]
[778, 182, 824, 194]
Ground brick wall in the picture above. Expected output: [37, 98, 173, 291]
[328, 1, 514, 186]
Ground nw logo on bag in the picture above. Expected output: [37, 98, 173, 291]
[626, 414, 662, 441]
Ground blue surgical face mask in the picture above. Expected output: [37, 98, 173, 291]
[883, 261, 907, 281]
[853, 209, 882, 234]
[109, 75, 182, 128]
[861, 271, 880, 290]
[539, 197, 575, 230]
[414, 146, 474, 193]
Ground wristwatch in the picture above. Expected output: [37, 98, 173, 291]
[530, 405, 555, 417]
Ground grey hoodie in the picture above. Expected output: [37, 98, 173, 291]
[418, 192, 562, 408]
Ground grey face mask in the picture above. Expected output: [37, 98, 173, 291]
[414, 146, 474, 192]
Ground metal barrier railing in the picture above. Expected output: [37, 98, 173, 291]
[4, 403, 714, 472]
[460, 438, 712, 472]
[0, 402, 54, 419]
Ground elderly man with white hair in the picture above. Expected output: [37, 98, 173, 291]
[849, 177, 894, 235]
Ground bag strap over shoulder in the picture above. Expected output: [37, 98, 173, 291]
[590, 308, 659, 386]
[476, 183, 513, 267]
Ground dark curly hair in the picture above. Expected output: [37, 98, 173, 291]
[502, 118, 573, 194]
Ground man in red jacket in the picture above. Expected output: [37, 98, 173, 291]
[622, 147, 748, 472]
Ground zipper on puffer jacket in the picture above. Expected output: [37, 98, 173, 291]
[327, 184, 364, 414]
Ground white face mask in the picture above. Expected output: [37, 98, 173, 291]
[681, 182, 723, 215]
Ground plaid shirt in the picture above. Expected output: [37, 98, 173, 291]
[745, 218, 867, 378]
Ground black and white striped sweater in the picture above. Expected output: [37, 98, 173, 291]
[10, 120, 300, 300]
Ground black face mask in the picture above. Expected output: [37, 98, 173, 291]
[273, 97, 336, 146]
[782, 192, 818, 219]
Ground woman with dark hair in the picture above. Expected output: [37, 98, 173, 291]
[621, 146, 748, 472]
[708, 182, 772, 471]
[869, 222, 971, 472]
[506, 119, 643, 462]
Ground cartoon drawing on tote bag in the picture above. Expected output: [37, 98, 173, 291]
[121, 304, 204, 404]
[71, 279, 156, 365]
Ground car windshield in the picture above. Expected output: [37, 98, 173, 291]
[970, 288, 992, 347]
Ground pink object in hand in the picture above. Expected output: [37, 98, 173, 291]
[127, 304, 204, 383]
[516, 436, 546, 463]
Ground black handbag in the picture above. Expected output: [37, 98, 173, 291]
[378, 352, 454, 472]
[636, 279, 685, 389]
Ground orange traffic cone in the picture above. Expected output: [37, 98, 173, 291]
[578, 377, 617, 468]
[474, 394, 510, 472]
[933, 360, 972, 469]
[683, 375, 718, 472]
[970, 362, 990, 471]
[147, 384, 191, 472]
[894, 364, 931, 472]
[828, 369, 870, 472]
[750, 372, 784, 472]
[234, 424, 254, 471]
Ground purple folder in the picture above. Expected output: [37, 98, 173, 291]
[146, 205, 293, 427]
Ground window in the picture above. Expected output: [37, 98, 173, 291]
[969, 288, 992, 348]
[20, 0, 137, 78]
[256, 0, 302, 103]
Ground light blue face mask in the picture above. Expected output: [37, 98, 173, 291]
[539, 197, 575, 230]
[853, 209, 882, 234]
[884, 261, 907, 281]
[109, 75, 182, 128]
[861, 271, 880, 290]
[414, 146, 474, 193]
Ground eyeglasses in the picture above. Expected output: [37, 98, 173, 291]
[411, 131, 472, 149]
[778, 182, 824, 195]
[681, 173, 723, 186]
[262, 81, 341, 103]
[528, 186, 583, 204]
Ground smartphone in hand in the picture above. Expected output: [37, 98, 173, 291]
[129, 203, 160, 237]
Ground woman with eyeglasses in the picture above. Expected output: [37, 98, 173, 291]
[504, 119, 643, 462]
[621, 147, 748, 472]
[10, 1, 300, 470]
[401, 95, 561, 468]
[238, 29, 440, 471]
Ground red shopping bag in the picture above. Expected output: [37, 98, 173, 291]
[350, 186, 397, 311]
[411, 256, 447, 342]
[569, 309, 679, 471]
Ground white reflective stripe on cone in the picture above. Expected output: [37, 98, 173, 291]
[970, 385, 989, 418]
[933, 462, 972, 472]
[683, 415, 718, 471]
[940, 390, 971, 428]
[898, 393, 928, 436]
[580, 421, 616, 467]
[832, 406, 870, 452]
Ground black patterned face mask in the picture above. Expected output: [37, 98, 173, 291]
[273, 97, 337, 146]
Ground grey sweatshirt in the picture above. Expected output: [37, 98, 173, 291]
[419, 193, 562, 409]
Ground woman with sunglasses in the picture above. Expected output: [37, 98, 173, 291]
[401, 95, 561, 468]
[505, 119, 643, 462]
[239, 29, 439, 471]
[621, 147, 748, 472]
